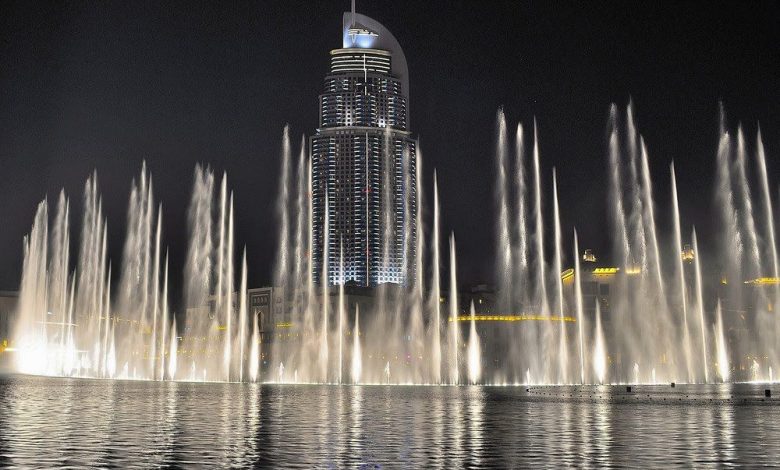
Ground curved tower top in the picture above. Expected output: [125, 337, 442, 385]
[341, 12, 409, 118]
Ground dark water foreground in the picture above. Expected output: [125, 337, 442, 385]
[0, 376, 778, 468]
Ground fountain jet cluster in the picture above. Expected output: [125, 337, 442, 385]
[492, 103, 778, 385]
[266, 124, 481, 385]
[9, 103, 778, 386]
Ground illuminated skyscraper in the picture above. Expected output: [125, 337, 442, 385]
[311, 10, 416, 287]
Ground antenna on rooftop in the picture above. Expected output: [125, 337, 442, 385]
[351, 0, 356, 26]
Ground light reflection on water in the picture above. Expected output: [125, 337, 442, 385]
[0, 376, 779, 468]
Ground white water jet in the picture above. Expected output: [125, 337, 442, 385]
[467, 301, 481, 385]
[692, 229, 709, 383]
[515, 123, 528, 307]
[238, 250, 248, 382]
[223, 191, 235, 382]
[639, 138, 665, 297]
[594, 303, 607, 385]
[715, 301, 730, 382]
[756, 128, 778, 278]
[275, 126, 292, 289]
[160, 253, 169, 381]
[449, 233, 460, 385]
[573, 231, 586, 384]
[735, 127, 761, 275]
[249, 312, 259, 383]
[431, 171, 442, 384]
[755, 127, 779, 370]
[552, 168, 567, 384]
[149, 206, 162, 379]
[352, 305, 362, 384]
[532, 120, 548, 314]
[671, 162, 693, 382]
[338, 241, 345, 385]
[320, 192, 330, 383]
[495, 109, 513, 310]
[168, 322, 177, 381]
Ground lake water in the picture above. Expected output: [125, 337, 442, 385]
[0, 376, 778, 468]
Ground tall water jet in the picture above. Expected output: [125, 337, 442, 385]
[352, 305, 362, 384]
[49, 192, 70, 374]
[639, 139, 665, 296]
[101, 263, 112, 378]
[715, 107, 743, 298]
[338, 241, 345, 385]
[116, 163, 162, 379]
[734, 127, 761, 277]
[275, 126, 292, 290]
[183, 164, 214, 378]
[573, 230, 586, 384]
[149, 206, 162, 379]
[606, 105, 632, 382]
[755, 127, 779, 369]
[184, 164, 214, 307]
[715, 301, 730, 382]
[223, 191, 235, 381]
[14, 200, 50, 375]
[159, 252, 169, 381]
[625, 104, 649, 275]
[215, 174, 227, 377]
[449, 233, 460, 385]
[670, 162, 693, 382]
[408, 145, 426, 384]
[273, 128, 294, 376]
[532, 120, 548, 314]
[532, 120, 549, 383]
[593, 303, 607, 385]
[299, 157, 316, 382]
[291, 137, 308, 377]
[607, 105, 630, 272]
[467, 301, 481, 385]
[431, 171, 442, 384]
[552, 168, 567, 384]
[168, 321, 177, 380]
[692, 229, 708, 383]
[249, 313, 260, 383]
[514, 123, 528, 309]
[238, 250, 248, 382]
[320, 193, 330, 383]
[495, 109, 513, 311]
[755, 127, 778, 279]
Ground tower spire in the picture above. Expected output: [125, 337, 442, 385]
[351, 0, 356, 26]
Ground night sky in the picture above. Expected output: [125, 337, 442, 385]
[1, 1, 778, 300]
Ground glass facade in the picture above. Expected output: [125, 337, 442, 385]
[311, 14, 416, 287]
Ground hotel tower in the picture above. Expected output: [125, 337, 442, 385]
[310, 10, 417, 287]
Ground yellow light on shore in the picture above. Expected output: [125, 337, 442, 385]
[449, 314, 576, 323]
[744, 277, 780, 285]
[593, 267, 619, 275]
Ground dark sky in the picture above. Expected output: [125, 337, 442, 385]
[1, 1, 778, 298]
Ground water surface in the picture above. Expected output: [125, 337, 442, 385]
[0, 376, 778, 468]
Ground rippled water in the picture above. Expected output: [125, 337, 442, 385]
[0, 376, 778, 468]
